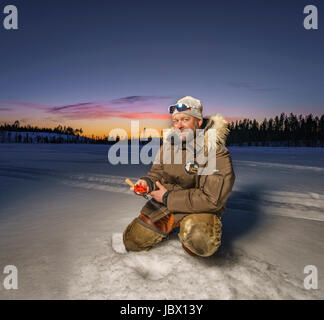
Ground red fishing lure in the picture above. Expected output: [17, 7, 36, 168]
[134, 184, 148, 196]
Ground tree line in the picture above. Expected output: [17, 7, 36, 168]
[1, 113, 324, 146]
[227, 113, 324, 147]
[0, 120, 83, 136]
[0, 120, 119, 144]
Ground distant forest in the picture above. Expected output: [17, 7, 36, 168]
[0, 120, 96, 144]
[227, 113, 324, 147]
[0, 120, 84, 136]
[1, 113, 324, 146]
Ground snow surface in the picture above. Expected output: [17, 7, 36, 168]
[0, 144, 323, 299]
[112, 233, 127, 254]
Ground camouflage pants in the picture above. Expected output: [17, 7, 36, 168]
[123, 213, 222, 257]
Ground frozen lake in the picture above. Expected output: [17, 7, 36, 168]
[0, 144, 323, 299]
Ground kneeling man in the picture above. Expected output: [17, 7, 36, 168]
[123, 96, 235, 257]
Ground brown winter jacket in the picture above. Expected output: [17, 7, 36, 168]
[140, 114, 236, 223]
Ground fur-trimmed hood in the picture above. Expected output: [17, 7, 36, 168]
[164, 114, 229, 152]
[201, 114, 229, 149]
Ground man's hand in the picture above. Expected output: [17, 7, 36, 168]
[131, 179, 148, 195]
[150, 181, 167, 203]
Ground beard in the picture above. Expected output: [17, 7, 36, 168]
[178, 130, 193, 141]
[177, 122, 200, 142]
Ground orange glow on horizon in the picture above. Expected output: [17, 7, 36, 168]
[0, 114, 248, 138]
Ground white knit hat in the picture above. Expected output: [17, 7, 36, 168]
[171, 96, 203, 120]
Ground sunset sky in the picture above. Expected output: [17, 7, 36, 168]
[0, 0, 323, 137]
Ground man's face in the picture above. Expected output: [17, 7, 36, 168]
[172, 113, 203, 140]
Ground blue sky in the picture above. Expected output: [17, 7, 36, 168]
[0, 0, 323, 136]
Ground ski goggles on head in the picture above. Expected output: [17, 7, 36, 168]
[168, 103, 194, 114]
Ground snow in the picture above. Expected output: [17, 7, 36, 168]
[235, 160, 324, 173]
[0, 144, 323, 299]
[112, 233, 127, 254]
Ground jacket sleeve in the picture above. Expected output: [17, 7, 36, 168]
[140, 143, 185, 193]
[166, 171, 235, 213]
[140, 146, 164, 192]
[161, 182, 184, 192]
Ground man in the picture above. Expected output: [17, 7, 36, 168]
[123, 96, 235, 257]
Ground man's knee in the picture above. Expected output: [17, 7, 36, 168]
[123, 216, 167, 252]
[179, 213, 222, 257]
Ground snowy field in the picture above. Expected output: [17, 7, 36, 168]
[0, 144, 323, 299]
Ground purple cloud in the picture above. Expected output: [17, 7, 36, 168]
[0, 96, 173, 120]
[228, 82, 280, 92]
[110, 95, 170, 105]
[0, 95, 176, 120]
[0, 107, 12, 112]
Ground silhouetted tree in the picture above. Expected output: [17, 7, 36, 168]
[227, 113, 323, 147]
